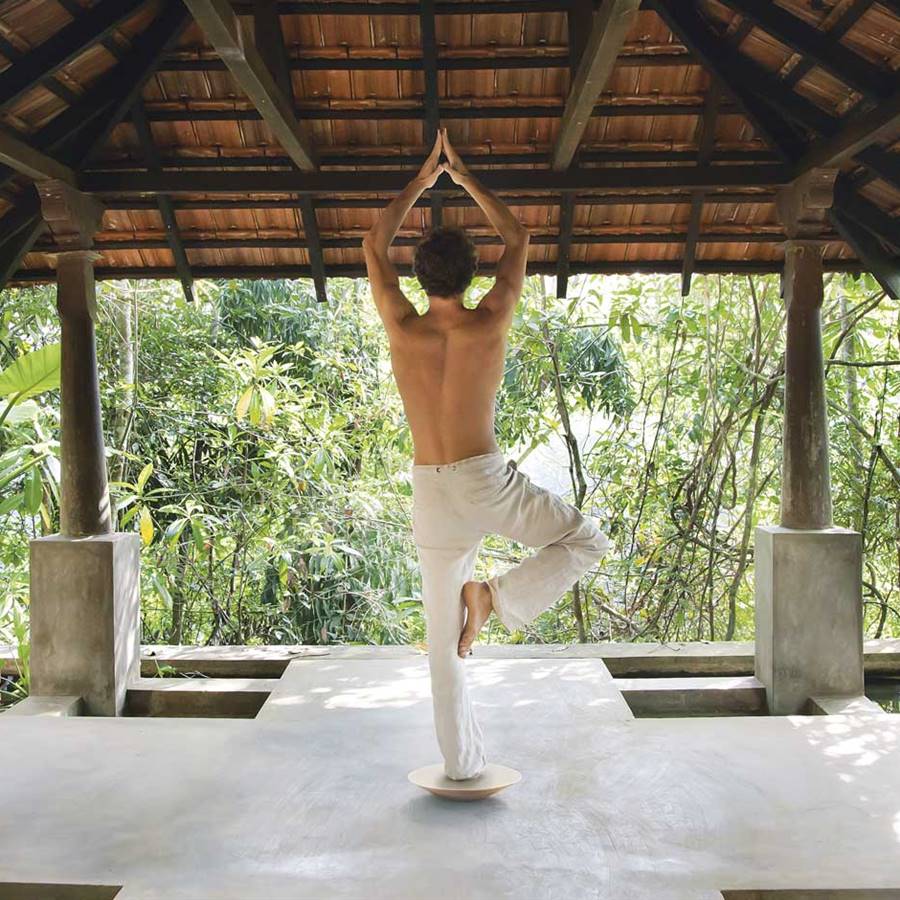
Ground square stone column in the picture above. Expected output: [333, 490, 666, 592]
[30, 533, 140, 716]
[755, 525, 863, 715]
[755, 169, 864, 714]
[28, 180, 140, 716]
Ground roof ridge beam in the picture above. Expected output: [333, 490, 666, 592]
[183, 0, 317, 170]
[716, 0, 892, 100]
[0, 0, 149, 113]
[551, 0, 642, 171]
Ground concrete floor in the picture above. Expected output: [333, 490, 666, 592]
[2, 655, 898, 899]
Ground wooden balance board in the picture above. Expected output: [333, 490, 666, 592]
[408, 763, 522, 801]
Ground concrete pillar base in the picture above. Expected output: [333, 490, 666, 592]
[29, 533, 140, 716]
[754, 524, 863, 715]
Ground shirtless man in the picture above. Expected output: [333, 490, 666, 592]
[363, 129, 609, 780]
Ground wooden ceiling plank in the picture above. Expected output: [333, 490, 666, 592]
[132, 100, 195, 302]
[551, 0, 642, 171]
[718, 0, 892, 100]
[182, 0, 317, 171]
[0, 0, 148, 113]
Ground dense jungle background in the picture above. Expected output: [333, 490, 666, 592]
[0, 271, 898, 671]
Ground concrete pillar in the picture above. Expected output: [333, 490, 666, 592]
[29, 180, 141, 716]
[755, 169, 864, 715]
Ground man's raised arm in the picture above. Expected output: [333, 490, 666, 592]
[362, 133, 443, 333]
[440, 128, 530, 318]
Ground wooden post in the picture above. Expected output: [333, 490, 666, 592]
[36, 179, 111, 537]
[775, 168, 839, 530]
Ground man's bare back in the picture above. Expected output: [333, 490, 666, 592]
[388, 305, 507, 464]
[362, 128, 529, 466]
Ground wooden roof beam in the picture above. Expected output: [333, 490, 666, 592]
[829, 209, 900, 298]
[0, 129, 77, 184]
[791, 88, 900, 176]
[252, 0, 327, 301]
[555, 0, 593, 297]
[182, 0, 317, 171]
[80, 164, 791, 194]
[103, 190, 778, 211]
[717, 0, 892, 100]
[646, 0, 806, 161]
[682, 80, 721, 296]
[551, 0, 641, 171]
[781, 0, 877, 91]
[13, 259, 890, 285]
[132, 102, 194, 303]
[419, 0, 443, 228]
[0, 0, 149, 113]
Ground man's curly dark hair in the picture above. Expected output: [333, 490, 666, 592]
[413, 226, 478, 297]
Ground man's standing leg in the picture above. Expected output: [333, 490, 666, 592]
[416, 542, 487, 779]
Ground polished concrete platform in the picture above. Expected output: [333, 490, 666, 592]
[1, 654, 898, 899]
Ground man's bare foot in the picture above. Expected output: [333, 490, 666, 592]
[459, 580, 493, 658]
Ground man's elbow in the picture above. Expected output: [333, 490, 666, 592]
[508, 225, 530, 250]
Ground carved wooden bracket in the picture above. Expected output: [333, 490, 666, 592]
[36, 179, 105, 251]
[775, 168, 839, 240]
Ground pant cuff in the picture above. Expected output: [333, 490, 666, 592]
[487, 574, 525, 633]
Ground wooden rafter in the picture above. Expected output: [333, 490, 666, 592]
[555, 0, 593, 298]
[253, 0, 327, 302]
[551, 0, 642, 171]
[681, 79, 721, 296]
[781, 0, 876, 91]
[131, 101, 195, 303]
[647, 0, 805, 161]
[833, 177, 900, 254]
[419, 0, 443, 227]
[0, 0, 148, 113]
[0, 129, 76, 184]
[791, 89, 900, 176]
[717, 0, 891, 100]
[182, 0, 316, 171]
[829, 209, 900, 299]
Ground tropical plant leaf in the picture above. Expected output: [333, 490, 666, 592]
[0, 343, 61, 402]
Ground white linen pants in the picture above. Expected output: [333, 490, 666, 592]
[411, 449, 609, 779]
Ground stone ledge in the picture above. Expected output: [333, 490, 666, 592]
[613, 676, 767, 717]
[3, 639, 899, 679]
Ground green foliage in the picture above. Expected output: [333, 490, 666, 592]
[0, 271, 897, 657]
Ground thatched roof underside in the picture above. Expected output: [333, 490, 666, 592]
[0, 0, 898, 299]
